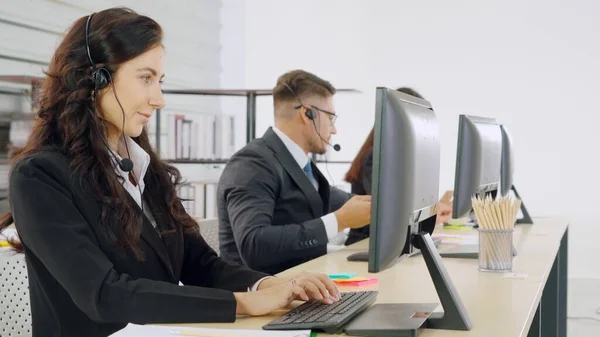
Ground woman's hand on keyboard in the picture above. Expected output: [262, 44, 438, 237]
[285, 271, 341, 304]
[233, 272, 340, 316]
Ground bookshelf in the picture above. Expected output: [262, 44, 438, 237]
[0, 76, 43, 153]
[0, 76, 43, 210]
[157, 88, 359, 218]
[157, 88, 359, 163]
[0, 75, 43, 109]
[315, 160, 352, 164]
[0, 77, 360, 216]
[166, 159, 229, 164]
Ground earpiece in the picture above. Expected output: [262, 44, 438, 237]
[305, 109, 316, 120]
[309, 116, 341, 152]
[86, 13, 142, 209]
[282, 81, 341, 152]
[91, 67, 109, 91]
[86, 14, 110, 92]
[281, 80, 340, 186]
[304, 105, 339, 151]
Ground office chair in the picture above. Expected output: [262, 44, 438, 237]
[1, 249, 32, 337]
[196, 218, 220, 256]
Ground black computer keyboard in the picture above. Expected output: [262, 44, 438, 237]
[262, 291, 378, 334]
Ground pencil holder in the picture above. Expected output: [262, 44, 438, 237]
[477, 228, 515, 272]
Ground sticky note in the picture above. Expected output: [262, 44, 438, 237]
[329, 273, 358, 279]
[443, 225, 473, 231]
[446, 217, 470, 226]
[334, 277, 369, 283]
[333, 277, 378, 286]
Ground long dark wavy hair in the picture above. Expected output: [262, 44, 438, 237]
[0, 7, 199, 258]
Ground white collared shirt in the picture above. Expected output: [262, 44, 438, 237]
[111, 138, 269, 290]
[272, 127, 345, 251]
[111, 137, 150, 209]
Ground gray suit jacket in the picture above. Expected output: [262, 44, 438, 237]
[217, 127, 350, 274]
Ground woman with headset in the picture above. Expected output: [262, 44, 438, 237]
[0, 8, 339, 337]
[343, 87, 454, 245]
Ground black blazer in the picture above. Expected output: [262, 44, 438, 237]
[9, 149, 268, 337]
[345, 149, 436, 247]
[217, 127, 350, 274]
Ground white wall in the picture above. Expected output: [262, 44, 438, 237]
[221, 0, 600, 333]
[0, 0, 227, 216]
[0, 0, 223, 90]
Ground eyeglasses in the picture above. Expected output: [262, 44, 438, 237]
[295, 105, 337, 125]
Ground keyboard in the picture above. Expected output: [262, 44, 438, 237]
[263, 291, 378, 334]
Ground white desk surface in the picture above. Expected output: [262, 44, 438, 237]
[162, 217, 568, 336]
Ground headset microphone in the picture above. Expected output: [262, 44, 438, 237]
[283, 82, 341, 152]
[86, 13, 134, 174]
[118, 157, 134, 172]
[283, 81, 339, 185]
[305, 109, 341, 152]
[86, 13, 142, 213]
[87, 13, 142, 211]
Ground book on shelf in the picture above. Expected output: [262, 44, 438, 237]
[176, 182, 219, 219]
[8, 119, 35, 155]
[204, 183, 218, 219]
[178, 183, 196, 216]
[166, 113, 235, 161]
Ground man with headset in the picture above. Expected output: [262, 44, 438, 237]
[217, 70, 371, 274]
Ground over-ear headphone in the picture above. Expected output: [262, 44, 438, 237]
[85, 14, 109, 91]
[85, 13, 135, 174]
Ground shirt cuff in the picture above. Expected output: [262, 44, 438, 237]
[327, 244, 345, 253]
[322, 213, 340, 241]
[248, 276, 275, 292]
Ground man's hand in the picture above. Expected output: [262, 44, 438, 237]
[435, 190, 453, 224]
[334, 195, 371, 231]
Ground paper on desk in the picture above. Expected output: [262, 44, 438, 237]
[110, 324, 310, 337]
[0, 227, 18, 241]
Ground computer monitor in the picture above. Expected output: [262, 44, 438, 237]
[500, 124, 513, 196]
[452, 115, 502, 220]
[439, 118, 518, 259]
[344, 88, 471, 335]
[366, 89, 440, 272]
[500, 124, 532, 223]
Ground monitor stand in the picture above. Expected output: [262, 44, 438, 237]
[347, 219, 438, 262]
[439, 243, 518, 259]
[490, 186, 533, 224]
[344, 233, 472, 336]
[439, 195, 522, 259]
[512, 185, 533, 224]
[347, 238, 442, 261]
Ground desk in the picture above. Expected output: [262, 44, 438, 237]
[172, 218, 568, 337]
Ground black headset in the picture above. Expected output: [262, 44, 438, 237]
[85, 15, 110, 92]
[304, 108, 317, 121]
[85, 13, 134, 173]
[281, 82, 340, 152]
